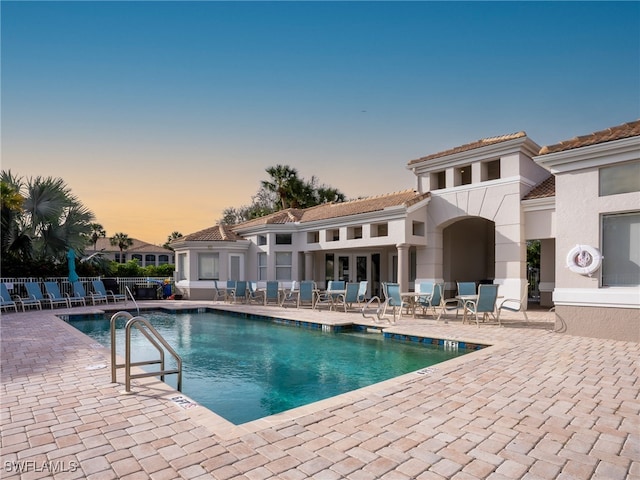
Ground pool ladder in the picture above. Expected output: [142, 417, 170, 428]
[361, 296, 392, 323]
[110, 311, 182, 393]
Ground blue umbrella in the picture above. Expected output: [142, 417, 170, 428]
[67, 248, 79, 283]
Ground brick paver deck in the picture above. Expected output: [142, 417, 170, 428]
[1, 301, 638, 479]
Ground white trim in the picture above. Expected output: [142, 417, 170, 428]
[553, 287, 640, 308]
[409, 136, 541, 173]
[522, 196, 555, 212]
[534, 136, 640, 174]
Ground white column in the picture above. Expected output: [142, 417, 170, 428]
[304, 252, 314, 281]
[397, 244, 410, 292]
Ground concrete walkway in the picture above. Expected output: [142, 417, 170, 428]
[1, 302, 638, 479]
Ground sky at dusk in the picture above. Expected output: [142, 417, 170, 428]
[2, 1, 638, 245]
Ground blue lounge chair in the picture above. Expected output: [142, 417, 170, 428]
[0, 283, 18, 312]
[16, 282, 44, 311]
[92, 280, 126, 303]
[44, 281, 80, 308]
[27, 281, 67, 309]
[73, 281, 107, 305]
[463, 284, 499, 326]
[264, 281, 281, 305]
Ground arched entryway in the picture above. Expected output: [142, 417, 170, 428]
[442, 217, 495, 296]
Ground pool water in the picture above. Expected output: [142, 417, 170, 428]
[70, 310, 469, 425]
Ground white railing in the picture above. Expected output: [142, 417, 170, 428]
[0, 277, 171, 299]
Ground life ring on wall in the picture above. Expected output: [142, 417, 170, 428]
[566, 244, 602, 277]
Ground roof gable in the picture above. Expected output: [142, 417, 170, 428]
[180, 225, 244, 242]
[523, 175, 555, 200]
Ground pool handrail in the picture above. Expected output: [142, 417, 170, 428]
[110, 311, 182, 393]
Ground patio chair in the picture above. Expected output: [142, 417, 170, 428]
[229, 281, 248, 303]
[463, 284, 499, 326]
[333, 282, 361, 313]
[92, 280, 126, 303]
[44, 281, 82, 308]
[247, 281, 264, 304]
[357, 281, 368, 305]
[73, 281, 107, 306]
[497, 282, 529, 326]
[213, 280, 227, 302]
[416, 282, 435, 315]
[264, 281, 280, 305]
[225, 280, 237, 303]
[26, 281, 67, 309]
[14, 282, 43, 311]
[382, 283, 410, 323]
[313, 280, 345, 311]
[279, 281, 299, 307]
[0, 283, 19, 312]
[297, 281, 316, 309]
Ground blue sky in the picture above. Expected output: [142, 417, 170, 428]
[2, 1, 639, 244]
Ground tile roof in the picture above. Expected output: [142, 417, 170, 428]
[407, 132, 527, 166]
[539, 119, 640, 155]
[234, 190, 430, 229]
[523, 175, 555, 200]
[179, 225, 244, 242]
[93, 237, 170, 253]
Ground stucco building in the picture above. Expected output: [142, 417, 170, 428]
[172, 120, 640, 341]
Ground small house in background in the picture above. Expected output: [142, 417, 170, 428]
[91, 237, 174, 267]
[172, 120, 640, 342]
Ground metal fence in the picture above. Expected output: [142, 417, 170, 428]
[1, 277, 171, 299]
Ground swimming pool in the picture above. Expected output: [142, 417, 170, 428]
[69, 309, 476, 425]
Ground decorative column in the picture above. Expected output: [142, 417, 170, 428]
[396, 243, 410, 292]
[304, 251, 314, 281]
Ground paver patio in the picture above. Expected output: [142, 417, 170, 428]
[1, 301, 638, 479]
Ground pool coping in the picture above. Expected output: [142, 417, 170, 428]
[60, 304, 499, 440]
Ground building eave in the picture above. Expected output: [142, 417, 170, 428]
[534, 136, 640, 174]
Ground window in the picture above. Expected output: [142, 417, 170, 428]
[602, 212, 640, 286]
[455, 165, 471, 186]
[258, 235, 267, 246]
[116, 253, 127, 263]
[600, 161, 640, 196]
[371, 223, 388, 237]
[307, 231, 319, 244]
[412, 221, 425, 236]
[275, 252, 292, 280]
[145, 254, 156, 264]
[430, 171, 446, 190]
[158, 254, 169, 265]
[198, 253, 219, 280]
[483, 159, 500, 181]
[131, 254, 142, 263]
[275, 233, 292, 245]
[177, 253, 187, 281]
[327, 229, 339, 241]
[258, 252, 267, 281]
[347, 226, 362, 240]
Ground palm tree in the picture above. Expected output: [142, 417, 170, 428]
[0, 170, 94, 264]
[163, 231, 183, 250]
[89, 223, 106, 250]
[110, 232, 133, 263]
[261, 165, 300, 210]
[1, 176, 29, 261]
